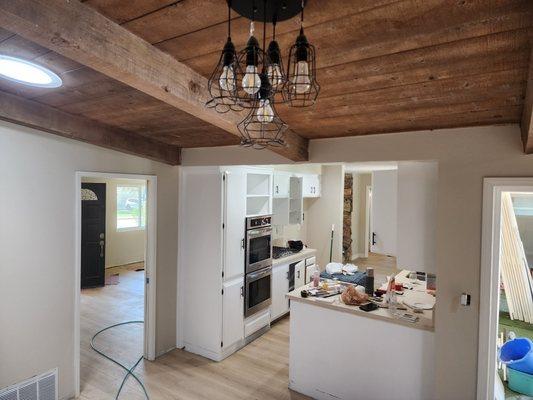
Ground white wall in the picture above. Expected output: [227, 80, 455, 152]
[181, 124, 528, 400]
[0, 121, 178, 399]
[371, 170, 398, 256]
[82, 177, 147, 268]
[396, 161, 438, 273]
[306, 165, 344, 268]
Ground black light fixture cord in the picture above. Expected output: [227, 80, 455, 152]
[262, 0, 267, 58]
[300, 0, 305, 32]
[227, 0, 231, 38]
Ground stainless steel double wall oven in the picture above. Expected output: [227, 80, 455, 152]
[244, 215, 272, 317]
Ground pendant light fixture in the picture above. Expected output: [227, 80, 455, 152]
[205, 0, 318, 149]
[284, 0, 320, 107]
[238, 0, 287, 148]
[234, 1, 269, 109]
[265, 16, 286, 97]
[206, 0, 243, 113]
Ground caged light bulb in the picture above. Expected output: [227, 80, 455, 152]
[219, 65, 236, 91]
[242, 65, 261, 95]
[267, 64, 283, 88]
[256, 99, 274, 123]
[292, 60, 311, 94]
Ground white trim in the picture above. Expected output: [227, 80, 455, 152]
[364, 185, 372, 258]
[478, 177, 533, 400]
[74, 171, 157, 398]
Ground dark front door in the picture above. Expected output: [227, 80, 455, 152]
[81, 183, 106, 288]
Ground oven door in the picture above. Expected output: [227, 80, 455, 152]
[245, 266, 272, 318]
[246, 227, 272, 273]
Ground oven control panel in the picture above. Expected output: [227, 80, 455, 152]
[246, 215, 272, 229]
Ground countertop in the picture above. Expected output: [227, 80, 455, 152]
[272, 248, 316, 266]
[286, 271, 435, 332]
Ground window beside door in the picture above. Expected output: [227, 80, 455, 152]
[117, 185, 146, 230]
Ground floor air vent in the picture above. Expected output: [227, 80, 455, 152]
[0, 369, 57, 400]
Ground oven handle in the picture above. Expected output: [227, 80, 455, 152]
[246, 267, 272, 282]
[247, 227, 272, 237]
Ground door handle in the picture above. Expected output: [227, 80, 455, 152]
[99, 240, 105, 257]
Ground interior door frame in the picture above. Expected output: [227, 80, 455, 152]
[364, 185, 372, 258]
[74, 171, 157, 397]
[478, 177, 533, 400]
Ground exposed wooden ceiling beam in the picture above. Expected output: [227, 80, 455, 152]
[0, 90, 181, 165]
[522, 41, 533, 153]
[0, 0, 308, 161]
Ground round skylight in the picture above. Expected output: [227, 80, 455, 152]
[0, 55, 62, 88]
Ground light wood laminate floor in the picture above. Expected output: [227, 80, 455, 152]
[80, 264, 309, 400]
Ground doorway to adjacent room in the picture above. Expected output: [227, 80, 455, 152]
[74, 172, 157, 398]
[479, 178, 533, 400]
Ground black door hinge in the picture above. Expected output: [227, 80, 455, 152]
[221, 288, 224, 295]
[222, 270, 224, 278]
[223, 175, 226, 181]
[146, 277, 150, 284]
[221, 341, 223, 347]
[222, 223, 225, 229]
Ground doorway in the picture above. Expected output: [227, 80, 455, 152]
[479, 178, 533, 400]
[74, 172, 157, 397]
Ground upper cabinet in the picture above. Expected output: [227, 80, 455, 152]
[289, 176, 303, 225]
[302, 174, 321, 198]
[273, 171, 290, 198]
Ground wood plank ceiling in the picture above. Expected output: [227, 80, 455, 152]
[0, 0, 531, 162]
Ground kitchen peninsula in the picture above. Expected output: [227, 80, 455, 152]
[287, 271, 436, 400]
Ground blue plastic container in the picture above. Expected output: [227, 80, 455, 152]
[508, 368, 533, 396]
[500, 338, 533, 374]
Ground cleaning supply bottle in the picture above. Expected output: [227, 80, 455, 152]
[365, 267, 374, 295]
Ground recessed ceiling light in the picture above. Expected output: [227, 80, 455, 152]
[0, 55, 62, 88]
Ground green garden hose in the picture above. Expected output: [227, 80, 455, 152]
[90, 321, 149, 399]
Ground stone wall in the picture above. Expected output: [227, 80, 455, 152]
[343, 173, 353, 263]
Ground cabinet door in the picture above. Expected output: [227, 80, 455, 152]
[273, 172, 290, 198]
[294, 260, 306, 289]
[222, 278, 244, 349]
[289, 177, 303, 225]
[223, 170, 247, 280]
[303, 174, 321, 198]
[271, 263, 290, 320]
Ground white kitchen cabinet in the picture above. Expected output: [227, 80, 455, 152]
[294, 260, 306, 289]
[271, 263, 290, 320]
[289, 176, 303, 225]
[222, 277, 244, 350]
[179, 166, 250, 362]
[223, 170, 246, 280]
[273, 171, 290, 198]
[302, 174, 321, 198]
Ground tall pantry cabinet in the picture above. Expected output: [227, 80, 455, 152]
[178, 166, 248, 361]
